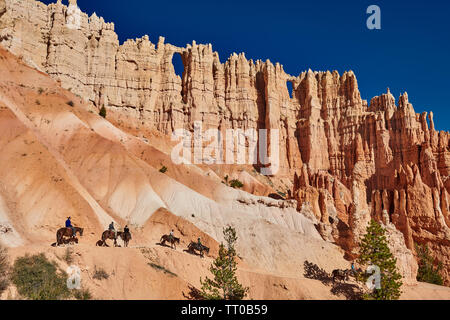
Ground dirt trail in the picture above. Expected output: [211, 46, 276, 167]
[3, 240, 448, 300]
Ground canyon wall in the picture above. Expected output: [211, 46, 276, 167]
[1, 0, 450, 283]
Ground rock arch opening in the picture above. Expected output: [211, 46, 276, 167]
[287, 81, 293, 99]
[172, 53, 184, 79]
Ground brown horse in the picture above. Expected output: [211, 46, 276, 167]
[187, 241, 210, 258]
[332, 269, 351, 283]
[98, 231, 132, 247]
[160, 234, 180, 249]
[120, 231, 132, 247]
[56, 227, 83, 246]
[100, 230, 119, 247]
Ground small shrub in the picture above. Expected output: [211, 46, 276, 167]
[92, 267, 109, 280]
[277, 191, 287, 198]
[229, 179, 244, 189]
[159, 166, 168, 174]
[66, 101, 74, 107]
[63, 247, 73, 265]
[99, 106, 107, 118]
[35, 99, 41, 105]
[73, 288, 92, 300]
[11, 253, 71, 300]
[0, 245, 9, 295]
[265, 176, 274, 187]
[148, 263, 177, 277]
[38, 88, 44, 95]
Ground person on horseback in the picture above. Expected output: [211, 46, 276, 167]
[169, 229, 174, 242]
[124, 225, 130, 234]
[350, 261, 357, 277]
[65, 216, 75, 238]
[109, 221, 117, 239]
[197, 237, 202, 248]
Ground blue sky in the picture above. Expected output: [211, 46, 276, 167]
[42, 0, 450, 130]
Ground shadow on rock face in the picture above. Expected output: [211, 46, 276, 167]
[303, 260, 363, 300]
[330, 282, 362, 300]
[303, 260, 333, 285]
[182, 285, 204, 300]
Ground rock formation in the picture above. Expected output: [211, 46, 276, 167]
[1, 0, 449, 285]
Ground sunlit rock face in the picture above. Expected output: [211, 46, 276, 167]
[1, 0, 450, 285]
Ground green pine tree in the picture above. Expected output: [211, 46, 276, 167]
[415, 243, 443, 285]
[357, 220, 403, 300]
[99, 106, 107, 118]
[200, 226, 249, 300]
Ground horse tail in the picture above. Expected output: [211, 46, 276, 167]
[56, 230, 62, 245]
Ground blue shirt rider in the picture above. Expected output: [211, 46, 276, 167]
[109, 222, 117, 239]
[65, 216, 75, 237]
[351, 262, 356, 275]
